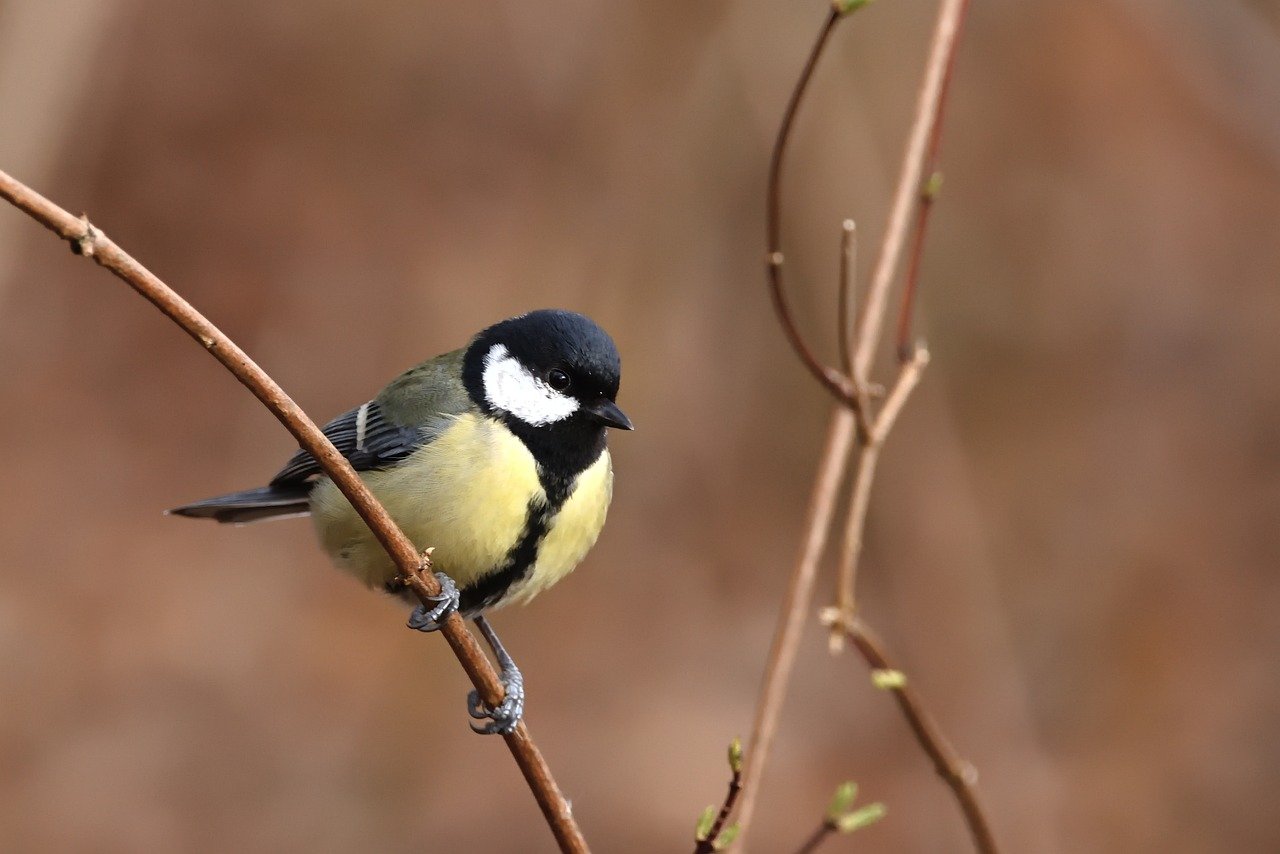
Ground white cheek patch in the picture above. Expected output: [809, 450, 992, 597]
[482, 344, 579, 426]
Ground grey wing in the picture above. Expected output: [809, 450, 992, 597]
[270, 400, 426, 486]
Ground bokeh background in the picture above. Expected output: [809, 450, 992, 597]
[2, 1, 1278, 851]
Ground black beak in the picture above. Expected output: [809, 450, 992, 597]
[586, 398, 634, 430]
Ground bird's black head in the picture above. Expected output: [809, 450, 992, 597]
[463, 310, 631, 482]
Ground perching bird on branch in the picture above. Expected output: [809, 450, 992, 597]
[170, 309, 632, 733]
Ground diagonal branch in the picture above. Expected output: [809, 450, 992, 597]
[844, 619, 997, 854]
[823, 346, 930, 651]
[896, 0, 971, 361]
[736, 406, 858, 844]
[851, 0, 969, 385]
[0, 169, 588, 854]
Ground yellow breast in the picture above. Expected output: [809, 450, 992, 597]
[307, 412, 612, 609]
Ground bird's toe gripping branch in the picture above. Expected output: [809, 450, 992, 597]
[406, 571, 460, 632]
[468, 665, 525, 735]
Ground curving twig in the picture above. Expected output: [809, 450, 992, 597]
[842, 619, 997, 854]
[738, 1, 988, 850]
[0, 169, 588, 854]
[765, 6, 861, 413]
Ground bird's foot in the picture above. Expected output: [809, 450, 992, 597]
[468, 663, 525, 735]
[406, 572, 460, 632]
[467, 615, 524, 735]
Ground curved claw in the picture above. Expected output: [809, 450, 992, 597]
[406, 572, 460, 633]
[467, 669, 525, 735]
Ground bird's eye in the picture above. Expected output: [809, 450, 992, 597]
[547, 368, 571, 392]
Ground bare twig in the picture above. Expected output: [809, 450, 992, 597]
[895, 170, 941, 364]
[738, 5, 880, 833]
[896, 0, 971, 361]
[822, 440, 880, 651]
[851, 0, 969, 386]
[835, 219, 858, 377]
[737, 406, 857, 840]
[738, 0, 978, 849]
[824, 346, 929, 651]
[835, 220, 875, 447]
[765, 7, 860, 412]
[844, 619, 997, 854]
[0, 169, 588, 854]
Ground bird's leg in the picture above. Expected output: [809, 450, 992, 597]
[467, 615, 525, 735]
[406, 572, 460, 632]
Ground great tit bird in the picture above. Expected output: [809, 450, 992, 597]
[170, 309, 631, 733]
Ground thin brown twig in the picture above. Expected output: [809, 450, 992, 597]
[894, 173, 938, 364]
[736, 406, 857, 841]
[834, 220, 874, 442]
[738, 6, 880, 833]
[851, 0, 969, 385]
[844, 619, 997, 854]
[738, 0, 976, 849]
[793, 822, 834, 854]
[822, 440, 879, 652]
[835, 219, 858, 378]
[896, 0, 971, 361]
[823, 347, 929, 651]
[765, 7, 858, 411]
[0, 169, 588, 854]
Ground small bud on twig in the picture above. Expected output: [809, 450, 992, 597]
[695, 805, 716, 842]
[871, 668, 907, 690]
[832, 0, 874, 15]
[727, 738, 744, 776]
[921, 170, 944, 200]
[833, 802, 887, 834]
[824, 780, 886, 836]
[715, 824, 741, 850]
[826, 781, 858, 821]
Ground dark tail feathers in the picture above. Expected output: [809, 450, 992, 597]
[168, 484, 311, 524]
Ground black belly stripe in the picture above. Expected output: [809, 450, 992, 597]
[458, 474, 575, 614]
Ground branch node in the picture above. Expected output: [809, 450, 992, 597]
[71, 215, 100, 257]
[819, 605, 855, 654]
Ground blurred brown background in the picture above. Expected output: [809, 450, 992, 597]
[2, 1, 1278, 851]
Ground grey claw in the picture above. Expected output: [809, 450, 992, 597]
[468, 667, 525, 735]
[406, 572, 459, 632]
